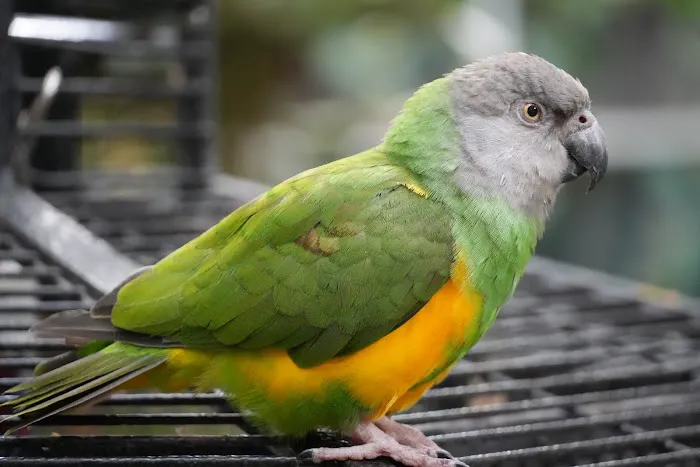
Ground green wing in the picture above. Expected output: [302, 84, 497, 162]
[111, 150, 454, 367]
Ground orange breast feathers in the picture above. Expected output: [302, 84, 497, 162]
[125, 260, 483, 418]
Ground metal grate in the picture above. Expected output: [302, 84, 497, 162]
[11, 0, 218, 191]
[39, 174, 247, 264]
[1, 209, 700, 466]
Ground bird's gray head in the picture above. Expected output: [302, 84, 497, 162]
[449, 52, 608, 219]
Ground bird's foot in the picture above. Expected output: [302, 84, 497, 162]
[298, 419, 465, 467]
[374, 416, 454, 459]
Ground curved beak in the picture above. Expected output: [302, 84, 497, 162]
[562, 121, 608, 192]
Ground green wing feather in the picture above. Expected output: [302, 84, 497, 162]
[111, 149, 454, 367]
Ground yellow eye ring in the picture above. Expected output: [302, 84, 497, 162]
[522, 103, 542, 121]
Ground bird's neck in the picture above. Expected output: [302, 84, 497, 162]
[451, 195, 542, 337]
[382, 76, 544, 335]
[382, 77, 461, 204]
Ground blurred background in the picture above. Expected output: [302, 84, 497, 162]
[10, 0, 700, 296]
[218, 0, 700, 297]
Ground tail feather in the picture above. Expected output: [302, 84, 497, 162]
[90, 265, 152, 318]
[1, 265, 171, 434]
[32, 341, 113, 378]
[28, 266, 177, 349]
[5, 351, 110, 395]
[1, 346, 166, 435]
[32, 350, 81, 377]
[30, 309, 174, 348]
[4, 355, 125, 409]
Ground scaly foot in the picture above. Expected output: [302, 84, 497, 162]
[299, 420, 466, 467]
[375, 416, 455, 459]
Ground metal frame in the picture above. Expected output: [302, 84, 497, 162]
[0, 170, 140, 295]
[0, 0, 15, 171]
[0, 169, 271, 297]
[9, 0, 219, 191]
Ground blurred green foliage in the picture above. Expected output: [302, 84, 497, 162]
[216, 0, 458, 176]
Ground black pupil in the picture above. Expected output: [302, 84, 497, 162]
[527, 104, 539, 117]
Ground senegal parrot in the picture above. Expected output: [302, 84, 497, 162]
[1, 53, 607, 467]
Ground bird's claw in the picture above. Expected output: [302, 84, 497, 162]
[297, 449, 314, 462]
[435, 449, 455, 459]
[297, 419, 465, 467]
[298, 446, 467, 467]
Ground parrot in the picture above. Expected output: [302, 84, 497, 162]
[1, 52, 607, 467]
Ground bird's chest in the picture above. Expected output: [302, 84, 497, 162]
[330, 274, 483, 416]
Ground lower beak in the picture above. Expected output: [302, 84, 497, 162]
[562, 121, 608, 192]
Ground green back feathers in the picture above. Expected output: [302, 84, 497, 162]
[112, 150, 455, 367]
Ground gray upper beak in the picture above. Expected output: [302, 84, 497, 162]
[562, 121, 608, 192]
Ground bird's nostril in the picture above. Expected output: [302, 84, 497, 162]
[578, 115, 588, 124]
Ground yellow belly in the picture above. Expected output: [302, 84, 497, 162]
[163, 271, 483, 419]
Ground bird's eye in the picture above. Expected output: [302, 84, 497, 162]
[522, 103, 542, 122]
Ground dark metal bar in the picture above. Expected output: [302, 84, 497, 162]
[0, 456, 299, 467]
[20, 122, 213, 138]
[0, 0, 15, 170]
[578, 450, 700, 467]
[460, 431, 700, 465]
[0, 412, 249, 428]
[526, 256, 700, 313]
[18, 77, 209, 98]
[12, 37, 210, 59]
[13, 0, 204, 17]
[426, 359, 698, 400]
[177, 0, 218, 190]
[395, 381, 700, 425]
[19, 43, 80, 190]
[0, 434, 291, 457]
[433, 403, 700, 443]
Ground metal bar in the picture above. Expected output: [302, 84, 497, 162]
[19, 44, 80, 189]
[576, 449, 700, 467]
[205, 0, 221, 173]
[14, 67, 62, 186]
[1, 412, 249, 427]
[424, 360, 697, 400]
[11, 37, 210, 60]
[433, 402, 700, 443]
[18, 77, 209, 98]
[13, 0, 205, 16]
[0, 434, 292, 457]
[177, 1, 218, 190]
[0, 456, 299, 467]
[460, 425, 700, 463]
[0, 0, 15, 170]
[397, 381, 700, 425]
[526, 255, 700, 313]
[0, 171, 141, 295]
[20, 122, 213, 138]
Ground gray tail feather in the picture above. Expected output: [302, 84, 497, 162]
[89, 265, 152, 318]
[30, 265, 176, 349]
[30, 309, 175, 348]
